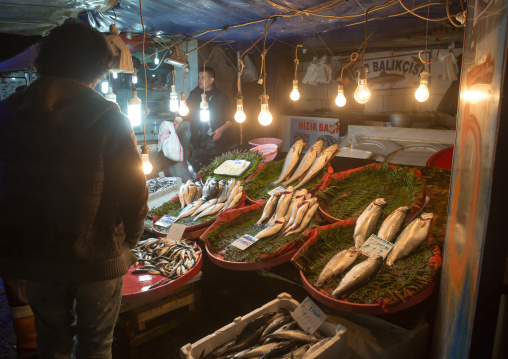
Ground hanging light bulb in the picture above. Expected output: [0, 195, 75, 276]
[141, 145, 153, 175]
[234, 97, 246, 123]
[132, 73, 138, 84]
[200, 93, 210, 122]
[112, 71, 118, 79]
[101, 80, 109, 94]
[154, 52, 160, 65]
[290, 79, 300, 101]
[335, 81, 347, 107]
[127, 88, 142, 127]
[104, 88, 117, 103]
[258, 94, 272, 126]
[415, 70, 430, 102]
[178, 92, 189, 116]
[354, 66, 371, 104]
[169, 85, 179, 112]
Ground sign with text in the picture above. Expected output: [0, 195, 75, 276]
[290, 118, 340, 151]
[267, 186, 285, 196]
[165, 223, 186, 242]
[231, 234, 259, 250]
[155, 215, 178, 227]
[291, 297, 327, 334]
[360, 234, 394, 259]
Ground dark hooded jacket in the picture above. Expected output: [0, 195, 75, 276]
[0, 77, 148, 282]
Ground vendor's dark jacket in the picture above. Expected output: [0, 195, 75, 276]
[186, 84, 233, 145]
[0, 77, 148, 283]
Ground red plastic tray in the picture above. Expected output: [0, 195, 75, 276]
[122, 250, 203, 305]
[425, 146, 454, 169]
[205, 244, 298, 271]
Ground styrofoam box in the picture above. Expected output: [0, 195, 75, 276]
[180, 292, 348, 359]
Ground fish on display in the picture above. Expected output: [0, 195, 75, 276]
[293, 144, 338, 190]
[281, 140, 323, 187]
[176, 199, 203, 220]
[353, 198, 387, 248]
[386, 213, 433, 266]
[260, 315, 293, 339]
[272, 139, 305, 185]
[224, 181, 242, 209]
[259, 340, 301, 359]
[283, 189, 308, 230]
[192, 198, 218, 217]
[194, 202, 225, 221]
[218, 178, 235, 203]
[283, 201, 309, 234]
[331, 256, 383, 299]
[226, 189, 243, 209]
[265, 330, 319, 343]
[314, 247, 360, 288]
[257, 192, 283, 225]
[183, 179, 192, 205]
[254, 217, 287, 239]
[178, 184, 186, 208]
[285, 201, 319, 236]
[268, 186, 294, 226]
[377, 206, 411, 243]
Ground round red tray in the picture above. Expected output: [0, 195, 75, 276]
[122, 250, 203, 305]
[151, 215, 216, 239]
[205, 243, 298, 271]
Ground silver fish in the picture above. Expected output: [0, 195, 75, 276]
[386, 213, 433, 266]
[265, 330, 319, 343]
[218, 178, 235, 203]
[192, 198, 218, 217]
[353, 198, 387, 248]
[314, 246, 360, 287]
[206, 178, 220, 200]
[261, 315, 294, 340]
[284, 196, 296, 220]
[281, 344, 311, 359]
[183, 180, 192, 205]
[377, 206, 411, 243]
[240, 343, 281, 358]
[177, 199, 203, 220]
[268, 186, 294, 226]
[254, 217, 286, 239]
[226, 191, 243, 209]
[293, 144, 337, 190]
[194, 202, 226, 221]
[285, 202, 319, 236]
[284, 190, 308, 230]
[224, 181, 242, 209]
[273, 139, 305, 185]
[257, 193, 282, 225]
[283, 201, 309, 234]
[178, 184, 186, 208]
[282, 140, 323, 187]
[187, 182, 198, 203]
[331, 256, 383, 298]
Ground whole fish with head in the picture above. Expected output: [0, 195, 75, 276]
[283, 189, 308, 230]
[272, 139, 305, 185]
[285, 202, 319, 236]
[282, 140, 323, 187]
[224, 181, 242, 208]
[314, 246, 360, 288]
[254, 217, 286, 239]
[176, 199, 203, 220]
[260, 340, 301, 359]
[353, 198, 387, 248]
[192, 198, 218, 217]
[260, 315, 294, 340]
[386, 213, 433, 266]
[331, 256, 383, 298]
[257, 192, 283, 225]
[194, 202, 225, 221]
[267, 187, 294, 226]
[205, 178, 220, 200]
[377, 206, 411, 243]
[226, 190, 243, 209]
[183, 180, 192, 205]
[219, 323, 270, 357]
[283, 201, 309, 234]
[293, 144, 338, 190]
[265, 330, 319, 343]
[218, 178, 236, 203]
[178, 184, 186, 208]
[236, 312, 278, 343]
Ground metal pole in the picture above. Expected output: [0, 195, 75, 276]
[237, 51, 244, 145]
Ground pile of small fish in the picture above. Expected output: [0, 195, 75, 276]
[131, 238, 201, 289]
[200, 310, 332, 359]
[272, 139, 338, 190]
[176, 178, 244, 222]
[147, 177, 178, 194]
[313, 198, 434, 299]
[254, 187, 319, 238]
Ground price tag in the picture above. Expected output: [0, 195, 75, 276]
[291, 297, 327, 334]
[231, 234, 259, 250]
[360, 234, 394, 259]
[155, 215, 178, 227]
[233, 160, 245, 165]
[166, 223, 186, 242]
[267, 186, 285, 196]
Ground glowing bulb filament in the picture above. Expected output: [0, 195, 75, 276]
[290, 80, 300, 101]
[178, 92, 189, 116]
[234, 98, 246, 123]
[335, 84, 346, 107]
[142, 153, 153, 174]
[415, 71, 430, 103]
[354, 79, 371, 104]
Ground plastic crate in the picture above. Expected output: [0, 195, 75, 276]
[180, 293, 347, 359]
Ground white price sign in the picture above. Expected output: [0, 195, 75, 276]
[360, 234, 394, 259]
[267, 186, 285, 196]
[231, 234, 259, 250]
[291, 297, 327, 334]
[155, 215, 178, 228]
[165, 223, 186, 242]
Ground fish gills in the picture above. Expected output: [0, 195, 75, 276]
[353, 198, 387, 248]
[314, 247, 359, 287]
[331, 256, 383, 298]
[386, 213, 433, 266]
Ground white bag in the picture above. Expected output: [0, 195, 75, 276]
[158, 120, 183, 162]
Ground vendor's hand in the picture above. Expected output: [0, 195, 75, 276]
[213, 126, 225, 141]
[173, 120, 180, 131]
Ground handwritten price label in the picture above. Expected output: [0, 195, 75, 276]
[155, 215, 178, 228]
[360, 234, 394, 259]
[231, 234, 259, 250]
[267, 186, 285, 196]
[291, 297, 327, 334]
[166, 223, 187, 242]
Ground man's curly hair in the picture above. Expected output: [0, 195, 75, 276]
[35, 22, 112, 84]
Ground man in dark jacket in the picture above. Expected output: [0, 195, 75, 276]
[0, 22, 148, 358]
[184, 66, 233, 151]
